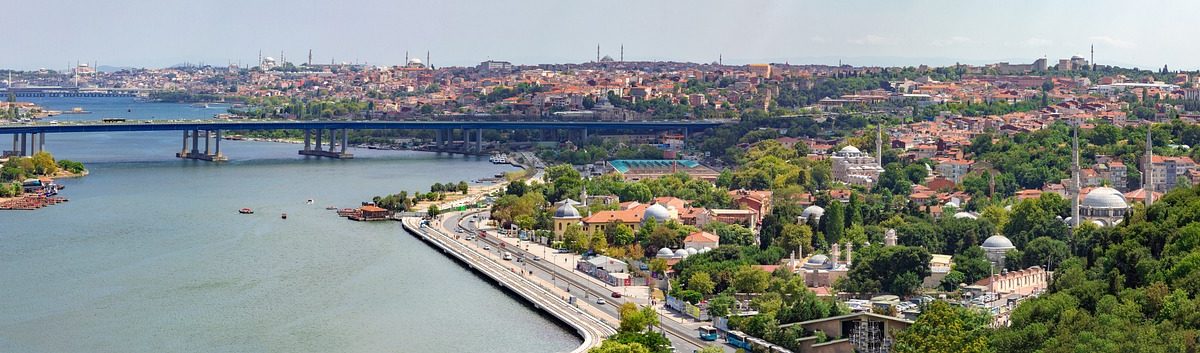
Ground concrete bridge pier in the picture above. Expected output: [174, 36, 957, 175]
[475, 128, 483, 153]
[299, 128, 352, 159]
[176, 129, 227, 161]
[19, 133, 27, 156]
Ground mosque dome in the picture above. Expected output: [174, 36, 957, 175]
[656, 247, 675, 258]
[674, 249, 689, 258]
[801, 205, 825, 220]
[554, 203, 581, 218]
[700, 247, 712, 253]
[643, 203, 671, 223]
[982, 235, 1015, 250]
[838, 146, 861, 154]
[952, 211, 979, 220]
[408, 57, 423, 65]
[1082, 187, 1129, 209]
[686, 248, 699, 256]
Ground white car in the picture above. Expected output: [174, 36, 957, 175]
[483, 245, 491, 250]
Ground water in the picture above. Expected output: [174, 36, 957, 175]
[0, 99, 580, 353]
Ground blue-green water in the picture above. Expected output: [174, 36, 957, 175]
[0, 99, 580, 353]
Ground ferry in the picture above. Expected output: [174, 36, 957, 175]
[239, 208, 254, 214]
[489, 154, 508, 164]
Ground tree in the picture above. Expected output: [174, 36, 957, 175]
[732, 266, 770, 293]
[822, 200, 845, 245]
[589, 340, 651, 353]
[30, 151, 57, 175]
[689, 271, 716, 295]
[952, 246, 994, 284]
[695, 346, 723, 353]
[1020, 236, 1069, 270]
[426, 204, 440, 217]
[894, 301, 991, 353]
[777, 223, 814, 256]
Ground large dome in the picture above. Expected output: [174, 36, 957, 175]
[673, 249, 689, 258]
[1082, 187, 1129, 209]
[838, 146, 861, 154]
[643, 203, 671, 223]
[656, 247, 674, 257]
[982, 235, 1015, 250]
[554, 203, 581, 218]
[408, 57, 423, 65]
[801, 205, 825, 220]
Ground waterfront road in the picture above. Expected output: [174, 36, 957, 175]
[440, 210, 736, 353]
[401, 217, 615, 353]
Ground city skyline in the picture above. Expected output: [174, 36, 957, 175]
[4, 0, 1196, 70]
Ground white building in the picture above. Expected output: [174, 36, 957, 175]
[831, 146, 884, 187]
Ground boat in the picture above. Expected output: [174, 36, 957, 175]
[489, 154, 508, 164]
[306, 199, 314, 205]
[239, 208, 254, 214]
[281, 213, 288, 219]
[325, 206, 337, 210]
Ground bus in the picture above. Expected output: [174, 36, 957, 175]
[726, 330, 752, 351]
[101, 118, 127, 123]
[698, 326, 719, 341]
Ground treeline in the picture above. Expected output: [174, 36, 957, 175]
[369, 180, 468, 211]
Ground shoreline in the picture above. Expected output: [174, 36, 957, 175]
[400, 217, 612, 353]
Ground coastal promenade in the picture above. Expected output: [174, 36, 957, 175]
[400, 217, 616, 353]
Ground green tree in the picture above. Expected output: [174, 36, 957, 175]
[732, 266, 770, 293]
[689, 271, 716, 295]
[894, 301, 991, 353]
[1020, 236, 1069, 270]
[426, 204, 440, 217]
[589, 340, 651, 353]
[822, 200, 845, 245]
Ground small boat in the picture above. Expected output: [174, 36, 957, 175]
[325, 206, 337, 210]
[281, 213, 288, 219]
[239, 208, 254, 214]
[306, 199, 314, 205]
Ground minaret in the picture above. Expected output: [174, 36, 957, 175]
[596, 44, 600, 62]
[426, 51, 430, 69]
[620, 44, 624, 62]
[1090, 44, 1095, 71]
[1145, 126, 1155, 206]
[1070, 118, 1081, 228]
[405, 51, 409, 64]
[308, 49, 312, 66]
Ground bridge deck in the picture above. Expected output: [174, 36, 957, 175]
[0, 120, 722, 134]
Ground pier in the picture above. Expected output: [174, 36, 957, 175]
[400, 217, 615, 353]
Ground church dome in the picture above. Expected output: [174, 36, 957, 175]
[982, 235, 1015, 250]
[554, 203, 581, 218]
[1082, 187, 1129, 209]
[800, 205, 825, 220]
[643, 203, 671, 223]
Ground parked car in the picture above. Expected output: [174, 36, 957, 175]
[611, 292, 622, 298]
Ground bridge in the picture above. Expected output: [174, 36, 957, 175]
[0, 120, 723, 161]
[0, 86, 155, 98]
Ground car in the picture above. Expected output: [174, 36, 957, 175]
[595, 298, 606, 305]
[532, 256, 541, 261]
[610, 292, 622, 298]
[503, 253, 513, 260]
[483, 245, 491, 250]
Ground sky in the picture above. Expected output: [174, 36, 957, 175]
[4, 0, 1196, 70]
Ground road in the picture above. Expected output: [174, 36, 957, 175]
[440, 210, 736, 353]
[401, 217, 615, 353]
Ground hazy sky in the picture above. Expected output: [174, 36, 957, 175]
[5, 0, 1195, 70]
